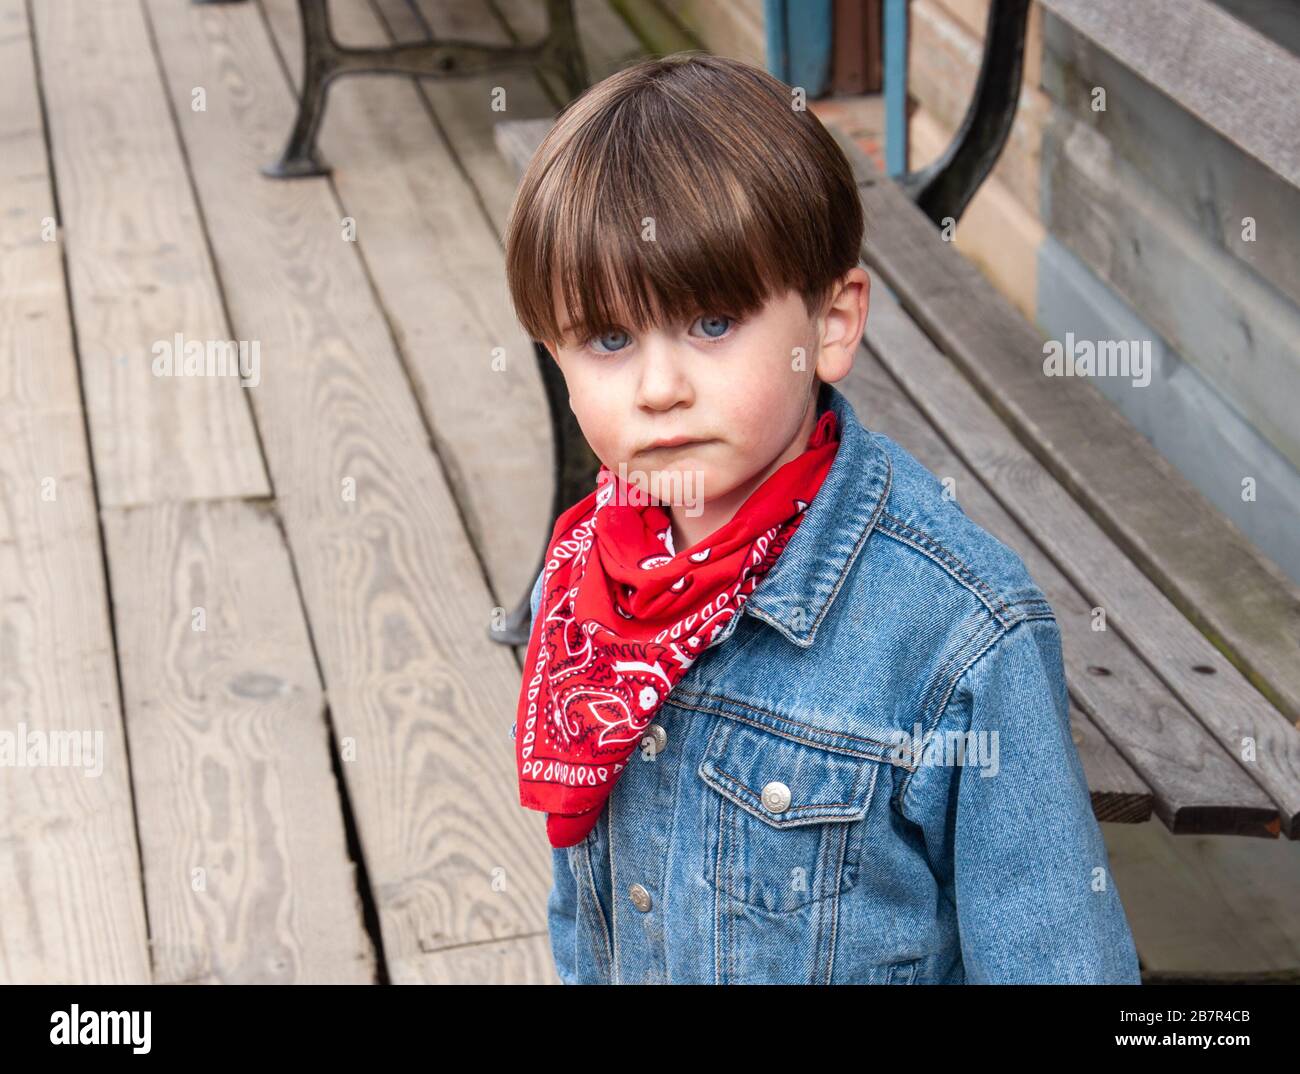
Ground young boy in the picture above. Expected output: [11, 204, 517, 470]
[504, 52, 1141, 985]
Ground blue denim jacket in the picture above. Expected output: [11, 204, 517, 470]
[524, 381, 1141, 984]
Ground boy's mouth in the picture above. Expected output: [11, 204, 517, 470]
[640, 437, 713, 455]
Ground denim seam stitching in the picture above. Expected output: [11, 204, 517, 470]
[901, 614, 1057, 811]
[915, 602, 1058, 756]
[879, 510, 1010, 611]
[877, 512, 1022, 627]
[712, 748, 724, 984]
[707, 716, 730, 983]
[709, 763, 867, 816]
[671, 692, 914, 765]
[576, 841, 613, 982]
[749, 450, 893, 646]
[728, 797, 739, 981]
[823, 821, 850, 980]
[809, 823, 831, 978]
[607, 792, 620, 982]
[900, 621, 1009, 810]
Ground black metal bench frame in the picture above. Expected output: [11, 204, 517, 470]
[197, 0, 590, 178]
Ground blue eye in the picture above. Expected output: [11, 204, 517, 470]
[588, 328, 631, 355]
[691, 314, 735, 339]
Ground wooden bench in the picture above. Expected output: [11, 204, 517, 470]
[493, 114, 1300, 842]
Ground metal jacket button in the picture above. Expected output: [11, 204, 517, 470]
[761, 781, 792, 813]
[642, 723, 668, 756]
[629, 883, 653, 912]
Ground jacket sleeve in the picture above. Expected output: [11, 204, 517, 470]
[905, 614, 1142, 984]
[524, 567, 580, 984]
[546, 847, 581, 984]
[529, 565, 545, 625]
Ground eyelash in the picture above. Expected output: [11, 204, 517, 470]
[581, 314, 740, 356]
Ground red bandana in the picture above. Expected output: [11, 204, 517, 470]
[514, 409, 842, 848]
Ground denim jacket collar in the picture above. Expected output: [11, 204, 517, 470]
[742, 381, 893, 648]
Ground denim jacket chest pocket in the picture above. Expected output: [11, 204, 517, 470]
[696, 713, 884, 914]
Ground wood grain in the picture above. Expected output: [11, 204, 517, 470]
[260, 0, 553, 612]
[1037, 0, 1300, 187]
[860, 265, 1300, 838]
[1043, 113, 1300, 472]
[142, 0, 555, 980]
[32, 0, 268, 508]
[1040, 15, 1300, 311]
[102, 500, 375, 983]
[390, 930, 560, 984]
[857, 177, 1300, 748]
[0, 0, 150, 983]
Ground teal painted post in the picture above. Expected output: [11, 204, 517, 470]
[766, 0, 832, 96]
[884, 0, 908, 177]
[788, 0, 833, 96]
[765, 0, 789, 81]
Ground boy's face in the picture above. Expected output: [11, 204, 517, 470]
[542, 268, 869, 528]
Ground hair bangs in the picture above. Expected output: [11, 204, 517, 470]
[505, 52, 862, 350]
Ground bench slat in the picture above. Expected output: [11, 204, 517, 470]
[859, 243, 1300, 838]
[1037, 0, 1300, 187]
[855, 175, 1300, 733]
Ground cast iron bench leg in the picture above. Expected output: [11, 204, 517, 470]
[262, 0, 589, 179]
[265, 0, 333, 177]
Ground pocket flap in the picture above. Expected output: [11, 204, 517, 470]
[698, 715, 882, 827]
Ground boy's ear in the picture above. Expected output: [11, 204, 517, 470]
[814, 267, 870, 385]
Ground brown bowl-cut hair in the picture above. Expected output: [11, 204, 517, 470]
[503, 51, 865, 353]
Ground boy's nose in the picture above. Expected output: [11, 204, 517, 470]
[634, 343, 694, 412]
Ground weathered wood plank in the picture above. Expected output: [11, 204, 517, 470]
[1069, 703, 1152, 826]
[365, 0, 563, 243]
[456, 0, 650, 233]
[856, 176, 1300, 742]
[1040, 13, 1300, 311]
[390, 931, 560, 984]
[1037, 0, 1300, 187]
[1035, 234, 1300, 587]
[1043, 112, 1300, 473]
[853, 316, 1267, 834]
[101, 500, 375, 983]
[142, 0, 554, 980]
[862, 273, 1300, 837]
[262, 0, 552, 612]
[0, 0, 150, 983]
[32, 0, 268, 508]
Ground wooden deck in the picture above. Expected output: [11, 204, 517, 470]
[2, 0, 1297, 984]
[1, 0, 598, 985]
